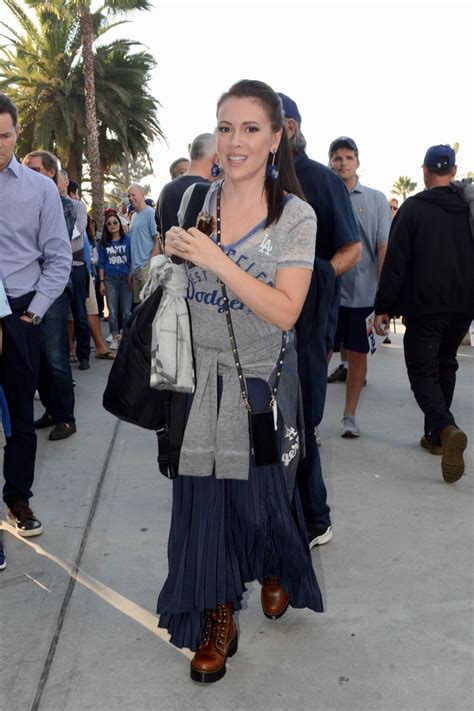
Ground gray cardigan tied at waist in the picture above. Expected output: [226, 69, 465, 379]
[178, 330, 286, 480]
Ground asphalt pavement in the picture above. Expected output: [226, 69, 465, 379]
[1, 326, 473, 711]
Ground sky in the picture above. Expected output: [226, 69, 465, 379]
[2, 0, 472, 200]
[116, 0, 473, 202]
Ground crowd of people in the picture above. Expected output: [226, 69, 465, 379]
[0, 83, 472, 682]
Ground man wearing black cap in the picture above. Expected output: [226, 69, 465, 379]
[374, 145, 473, 484]
[278, 93, 361, 548]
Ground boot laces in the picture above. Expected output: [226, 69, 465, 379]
[202, 606, 229, 647]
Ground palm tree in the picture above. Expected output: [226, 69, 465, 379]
[74, 0, 152, 225]
[78, 3, 104, 224]
[0, 0, 159, 225]
[391, 176, 417, 202]
[1, 1, 84, 174]
[108, 152, 153, 203]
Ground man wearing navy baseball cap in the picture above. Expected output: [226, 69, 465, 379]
[422, 144, 456, 171]
[278, 91, 361, 549]
[375, 144, 473, 484]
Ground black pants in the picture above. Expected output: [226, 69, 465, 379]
[403, 312, 471, 442]
[69, 264, 91, 362]
[1, 293, 42, 505]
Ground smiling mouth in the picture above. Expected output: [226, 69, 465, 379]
[228, 155, 247, 163]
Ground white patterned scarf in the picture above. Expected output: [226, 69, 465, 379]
[140, 255, 194, 393]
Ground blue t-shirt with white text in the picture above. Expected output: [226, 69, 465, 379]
[98, 235, 131, 277]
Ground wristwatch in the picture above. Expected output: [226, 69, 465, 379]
[23, 310, 42, 325]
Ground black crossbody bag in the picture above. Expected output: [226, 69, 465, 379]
[215, 186, 287, 467]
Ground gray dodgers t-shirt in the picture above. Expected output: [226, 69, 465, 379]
[178, 180, 317, 353]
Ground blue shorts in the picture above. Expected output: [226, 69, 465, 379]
[333, 305, 374, 354]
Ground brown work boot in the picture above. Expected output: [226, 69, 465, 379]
[439, 425, 467, 484]
[420, 435, 443, 456]
[190, 602, 238, 683]
[439, 425, 467, 483]
[261, 577, 290, 620]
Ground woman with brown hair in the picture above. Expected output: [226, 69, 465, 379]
[98, 211, 133, 349]
[157, 79, 323, 683]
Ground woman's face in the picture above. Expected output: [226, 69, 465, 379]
[216, 96, 281, 184]
[105, 215, 121, 236]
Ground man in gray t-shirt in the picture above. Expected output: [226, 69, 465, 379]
[327, 137, 390, 437]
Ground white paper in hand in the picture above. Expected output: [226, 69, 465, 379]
[366, 310, 381, 355]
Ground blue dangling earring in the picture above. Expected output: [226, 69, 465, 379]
[211, 163, 221, 178]
[267, 150, 279, 180]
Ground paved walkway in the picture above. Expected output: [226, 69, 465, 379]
[1, 329, 473, 711]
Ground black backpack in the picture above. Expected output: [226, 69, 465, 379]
[102, 182, 210, 478]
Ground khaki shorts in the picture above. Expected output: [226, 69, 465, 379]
[69, 274, 98, 319]
[132, 264, 150, 303]
[86, 274, 99, 316]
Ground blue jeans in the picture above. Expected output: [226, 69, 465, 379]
[296, 258, 339, 529]
[69, 265, 91, 362]
[38, 290, 75, 423]
[105, 274, 132, 335]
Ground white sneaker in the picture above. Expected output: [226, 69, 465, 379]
[340, 414, 360, 438]
[109, 339, 119, 351]
[314, 426, 322, 447]
[106, 334, 113, 344]
[308, 525, 333, 549]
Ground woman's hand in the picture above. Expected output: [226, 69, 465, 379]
[164, 226, 223, 270]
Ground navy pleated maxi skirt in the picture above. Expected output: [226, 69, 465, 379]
[157, 377, 324, 651]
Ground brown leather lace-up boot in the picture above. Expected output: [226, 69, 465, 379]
[261, 576, 289, 620]
[190, 602, 238, 683]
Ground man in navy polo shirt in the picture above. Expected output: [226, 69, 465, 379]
[278, 93, 361, 548]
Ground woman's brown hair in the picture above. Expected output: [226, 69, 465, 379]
[216, 79, 306, 227]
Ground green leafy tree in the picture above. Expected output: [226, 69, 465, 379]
[391, 176, 417, 202]
[0, 0, 162, 225]
[108, 152, 153, 203]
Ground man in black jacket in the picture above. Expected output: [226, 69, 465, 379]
[375, 145, 473, 484]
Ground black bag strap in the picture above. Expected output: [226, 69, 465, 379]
[181, 181, 212, 230]
[170, 182, 212, 264]
[215, 185, 288, 413]
[156, 394, 177, 479]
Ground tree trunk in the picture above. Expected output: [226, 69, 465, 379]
[66, 127, 83, 186]
[80, 8, 104, 228]
[122, 150, 130, 190]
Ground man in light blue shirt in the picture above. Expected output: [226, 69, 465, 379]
[127, 183, 159, 305]
[0, 93, 71, 540]
[328, 136, 390, 437]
